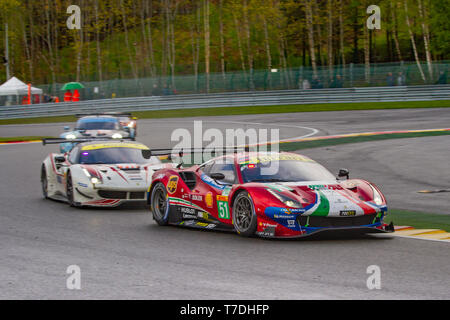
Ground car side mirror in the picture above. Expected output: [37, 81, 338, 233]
[338, 168, 349, 180]
[141, 149, 152, 159]
[64, 126, 70, 131]
[55, 156, 66, 163]
[210, 173, 225, 181]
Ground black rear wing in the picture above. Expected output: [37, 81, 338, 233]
[149, 146, 250, 157]
[75, 112, 134, 119]
[42, 137, 134, 145]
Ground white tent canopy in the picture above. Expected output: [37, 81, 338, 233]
[0, 76, 43, 96]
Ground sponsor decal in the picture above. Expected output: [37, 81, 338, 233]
[190, 194, 203, 202]
[217, 195, 228, 202]
[259, 222, 277, 228]
[308, 184, 342, 191]
[196, 222, 209, 227]
[287, 220, 296, 228]
[205, 192, 214, 208]
[77, 182, 88, 188]
[217, 199, 230, 220]
[339, 210, 357, 216]
[183, 213, 197, 219]
[180, 207, 195, 215]
[257, 223, 276, 237]
[222, 186, 232, 197]
[167, 175, 179, 194]
[198, 211, 207, 219]
[274, 214, 293, 219]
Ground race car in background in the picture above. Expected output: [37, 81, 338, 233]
[147, 151, 394, 238]
[59, 113, 137, 153]
[116, 113, 138, 137]
[41, 139, 167, 207]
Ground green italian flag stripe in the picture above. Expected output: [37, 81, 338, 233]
[313, 190, 330, 217]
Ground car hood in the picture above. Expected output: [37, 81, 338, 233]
[81, 163, 165, 187]
[260, 180, 385, 217]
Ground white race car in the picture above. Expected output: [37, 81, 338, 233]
[41, 139, 169, 207]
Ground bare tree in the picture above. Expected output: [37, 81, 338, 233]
[262, 13, 272, 88]
[390, 1, 403, 61]
[338, 0, 346, 67]
[304, 0, 317, 77]
[189, 3, 201, 92]
[403, 0, 426, 82]
[119, 0, 138, 80]
[218, 0, 226, 81]
[243, 0, 254, 90]
[417, 0, 433, 80]
[327, 0, 333, 78]
[204, 0, 210, 93]
[95, 0, 103, 85]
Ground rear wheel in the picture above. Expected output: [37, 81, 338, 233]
[150, 182, 170, 226]
[41, 165, 49, 199]
[232, 191, 257, 237]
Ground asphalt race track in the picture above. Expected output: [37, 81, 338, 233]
[0, 108, 449, 299]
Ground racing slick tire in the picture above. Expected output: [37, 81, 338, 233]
[40, 165, 49, 199]
[232, 191, 257, 237]
[66, 172, 81, 208]
[150, 182, 170, 226]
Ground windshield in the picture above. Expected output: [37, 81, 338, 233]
[77, 118, 119, 130]
[240, 159, 336, 183]
[79, 148, 160, 165]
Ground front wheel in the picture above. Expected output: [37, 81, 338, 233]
[232, 191, 257, 237]
[66, 173, 79, 207]
[150, 182, 170, 226]
[41, 165, 49, 199]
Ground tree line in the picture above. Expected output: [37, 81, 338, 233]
[0, 0, 448, 90]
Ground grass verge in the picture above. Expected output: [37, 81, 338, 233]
[0, 136, 54, 143]
[277, 130, 450, 151]
[388, 209, 450, 232]
[1, 100, 449, 125]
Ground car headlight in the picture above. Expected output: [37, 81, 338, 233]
[112, 133, 123, 139]
[370, 185, 384, 205]
[267, 189, 303, 208]
[90, 177, 100, 184]
[66, 134, 76, 140]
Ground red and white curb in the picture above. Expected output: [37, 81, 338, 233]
[391, 226, 450, 243]
[0, 140, 42, 145]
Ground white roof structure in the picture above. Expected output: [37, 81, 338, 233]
[0, 76, 43, 96]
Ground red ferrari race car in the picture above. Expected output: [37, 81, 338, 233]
[147, 151, 394, 238]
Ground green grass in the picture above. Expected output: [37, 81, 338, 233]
[387, 209, 450, 232]
[1, 100, 449, 125]
[0, 136, 54, 143]
[276, 130, 450, 151]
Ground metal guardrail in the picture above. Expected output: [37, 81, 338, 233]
[0, 85, 449, 120]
